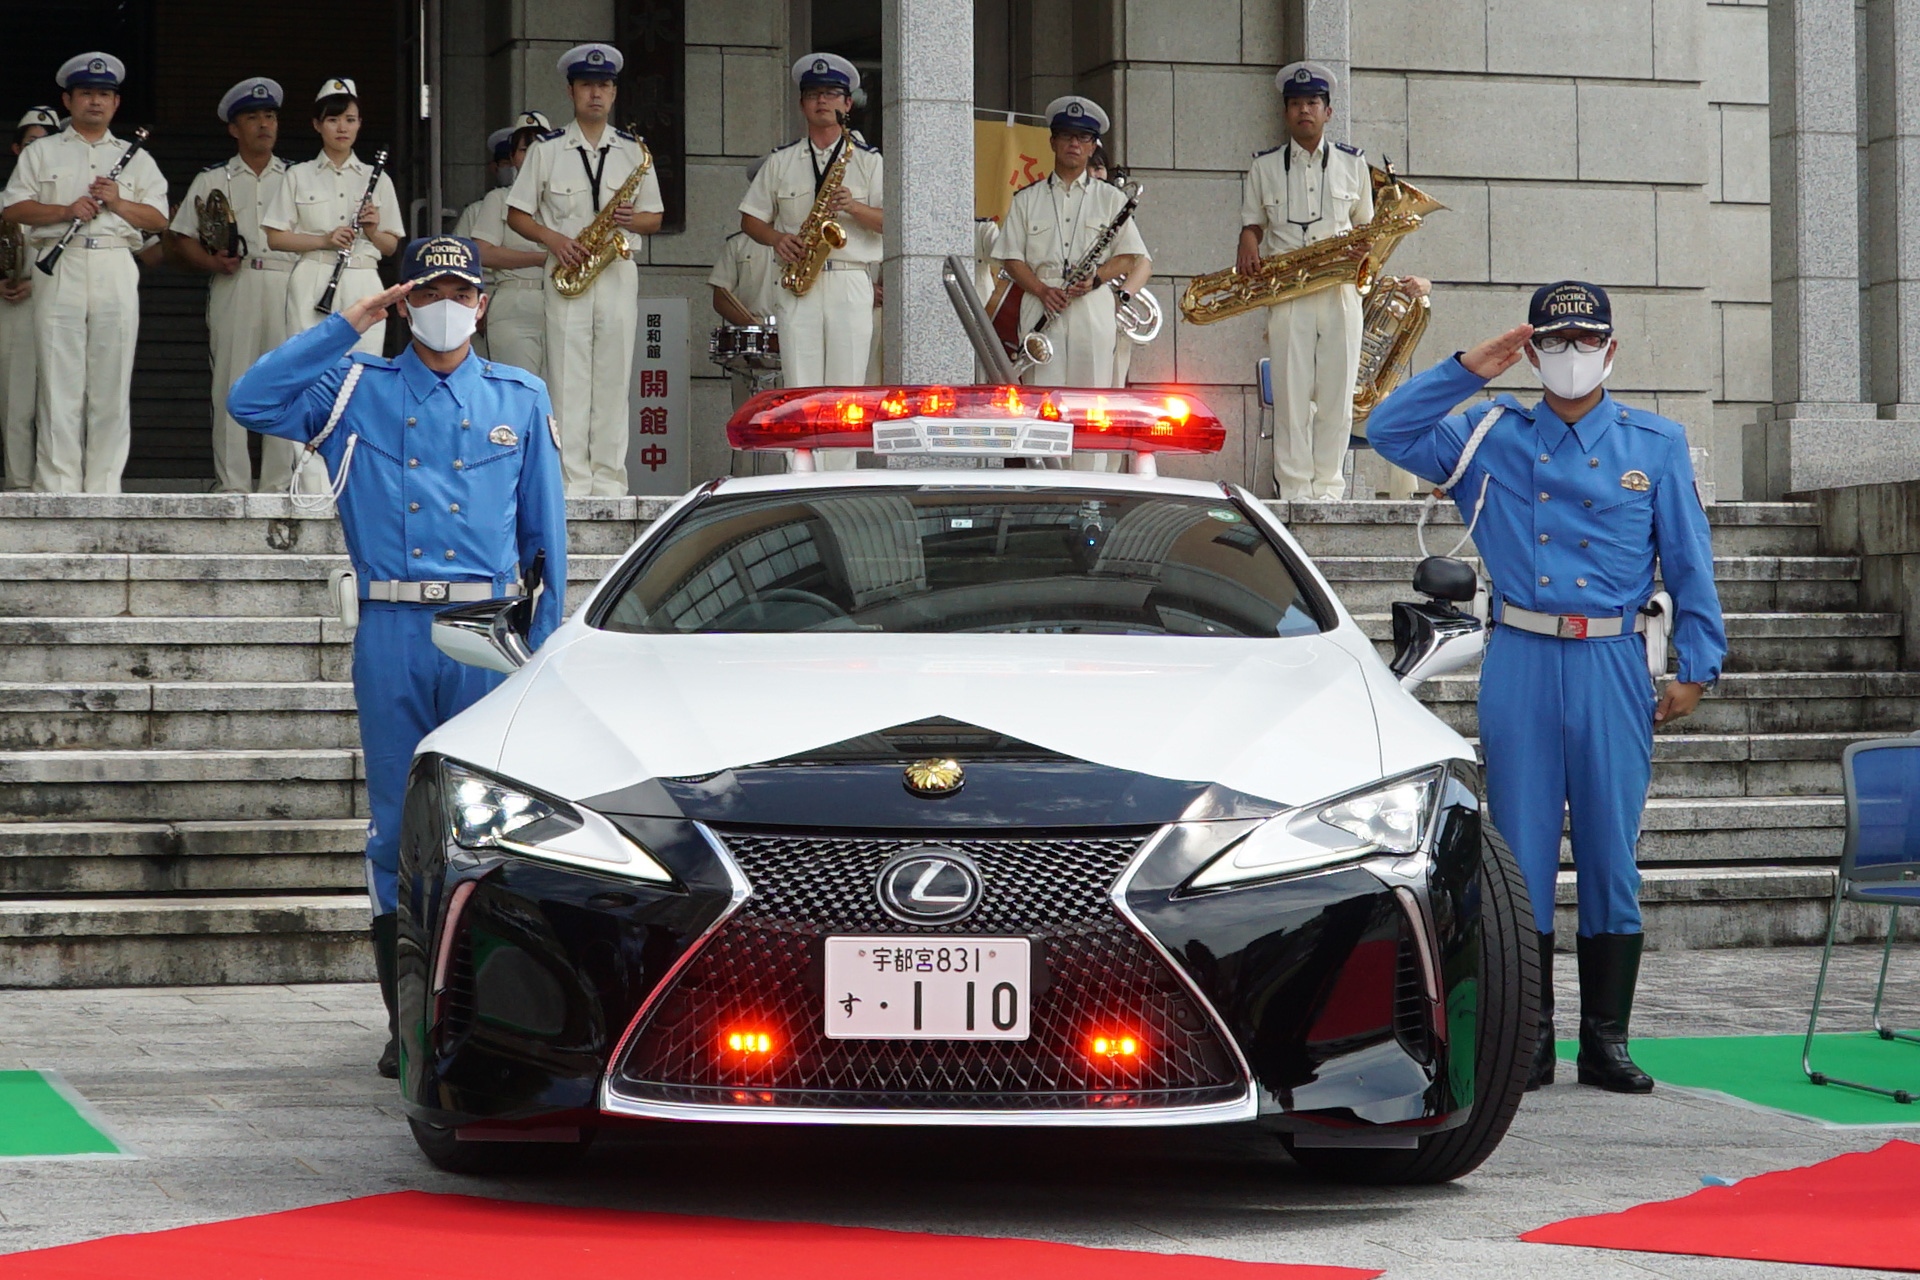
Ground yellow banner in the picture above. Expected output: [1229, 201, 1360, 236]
[974, 119, 1053, 222]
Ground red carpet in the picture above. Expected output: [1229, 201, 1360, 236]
[1521, 1140, 1920, 1271]
[0, 1190, 1378, 1279]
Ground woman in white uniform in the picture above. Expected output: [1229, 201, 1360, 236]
[262, 78, 402, 357]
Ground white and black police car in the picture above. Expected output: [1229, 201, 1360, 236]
[395, 382, 1536, 1185]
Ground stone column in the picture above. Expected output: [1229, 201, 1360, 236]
[882, 0, 975, 384]
[1865, 0, 1920, 421]
[1763, 0, 1903, 495]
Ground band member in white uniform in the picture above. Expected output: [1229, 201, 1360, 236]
[508, 44, 664, 497]
[1, 54, 169, 494]
[456, 111, 549, 379]
[996, 97, 1148, 398]
[1237, 61, 1373, 500]
[0, 107, 58, 489]
[740, 52, 884, 392]
[169, 78, 296, 493]
[1088, 147, 1153, 389]
[262, 79, 404, 360]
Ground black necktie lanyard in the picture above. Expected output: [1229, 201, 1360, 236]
[809, 134, 848, 197]
[1283, 143, 1329, 231]
[577, 143, 610, 211]
[1048, 172, 1086, 277]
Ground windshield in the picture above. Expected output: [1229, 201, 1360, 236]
[595, 487, 1326, 638]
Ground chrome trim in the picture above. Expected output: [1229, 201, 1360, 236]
[428, 879, 478, 1029]
[1392, 884, 1447, 1044]
[597, 824, 1259, 1127]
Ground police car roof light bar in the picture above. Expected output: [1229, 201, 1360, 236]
[726, 386, 1226, 469]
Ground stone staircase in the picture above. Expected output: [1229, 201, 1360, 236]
[0, 493, 1911, 987]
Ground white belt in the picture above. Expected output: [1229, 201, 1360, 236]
[491, 276, 544, 290]
[74, 237, 136, 251]
[249, 257, 295, 272]
[821, 260, 872, 272]
[1495, 600, 1647, 640]
[360, 579, 520, 604]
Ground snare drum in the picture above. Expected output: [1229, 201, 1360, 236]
[709, 324, 781, 375]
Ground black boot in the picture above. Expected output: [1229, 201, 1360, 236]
[371, 912, 399, 1080]
[1575, 932, 1653, 1093]
[1526, 931, 1555, 1090]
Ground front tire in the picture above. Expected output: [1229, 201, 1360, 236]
[1280, 818, 1540, 1184]
[407, 1117, 596, 1175]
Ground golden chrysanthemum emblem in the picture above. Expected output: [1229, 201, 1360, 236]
[903, 757, 965, 796]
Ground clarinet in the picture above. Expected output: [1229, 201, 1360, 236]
[1028, 180, 1142, 346]
[36, 127, 151, 276]
[314, 148, 389, 315]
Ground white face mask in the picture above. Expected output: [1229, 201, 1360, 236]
[494, 163, 517, 187]
[1530, 340, 1614, 400]
[407, 296, 482, 353]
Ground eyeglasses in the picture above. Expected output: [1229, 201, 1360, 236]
[1532, 331, 1610, 354]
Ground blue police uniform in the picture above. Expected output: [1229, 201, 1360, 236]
[1368, 280, 1726, 1092]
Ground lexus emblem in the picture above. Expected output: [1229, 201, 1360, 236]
[875, 848, 982, 925]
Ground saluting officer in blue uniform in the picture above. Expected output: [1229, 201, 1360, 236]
[228, 236, 567, 1077]
[1368, 282, 1726, 1094]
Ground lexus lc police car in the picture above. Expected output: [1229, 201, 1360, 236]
[395, 382, 1538, 1186]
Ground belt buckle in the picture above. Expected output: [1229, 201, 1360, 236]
[1557, 614, 1589, 639]
[419, 581, 451, 603]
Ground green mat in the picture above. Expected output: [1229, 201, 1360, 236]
[0, 1070, 127, 1158]
[1556, 1033, 1920, 1127]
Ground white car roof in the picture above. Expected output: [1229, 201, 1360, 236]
[706, 467, 1239, 501]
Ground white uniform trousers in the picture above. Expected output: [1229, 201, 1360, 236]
[0, 288, 38, 489]
[481, 278, 545, 381]
[1267, 282, 1362, 501]
[266, 261, 386, 493]
[543, 254, 637, 497]
[206, 262, 291, 493]
[774, 266, 873, 471]
[1022, 285, 1122, 472]
[34, 246, 139, 493]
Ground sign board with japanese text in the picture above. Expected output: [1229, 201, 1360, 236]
[626, 296, 691, 495]
[974, 118, 1052, 223]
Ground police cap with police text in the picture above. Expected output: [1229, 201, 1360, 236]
[558, 43, 623, 82]
[402, 236, 486, 290]
[792, 52, 859, 93]
[56, 52, 126, 91]
[218, 77, 283, 122]
[16, 106, 60, 133]
[1276, 60, 1336, 101]
[1529, 280, 1613, 335]
[1043, 95, 1109, 138]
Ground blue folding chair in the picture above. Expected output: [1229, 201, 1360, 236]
[1250, 357, 1273, 493]
[1802, 738, 1920, 1103]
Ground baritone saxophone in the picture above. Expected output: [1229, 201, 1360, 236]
[780, 114, 852, 298]
[551, 139, 654, 298]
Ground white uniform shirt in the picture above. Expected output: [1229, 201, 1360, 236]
[170, 155, 297, 266]
[457, 186, 545, 285]
[260, 152, 404, 268]
[973, 217, 1001, 303]
[996, 170, 1147, 285]
[739, 133, 884, 265]
[505, 121, 664, 254]
[1, 128, 168, 248]
[707, 230, 780, 319]
[1240, 138, 1373, 256]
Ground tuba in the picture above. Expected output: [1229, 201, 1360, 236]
[1352, 276, 1431, 419]
[1180, 160, 1443, 326]
[551, 138, 654, 298]
[195, 187, 246, 258]
[780, 113, 853, 298]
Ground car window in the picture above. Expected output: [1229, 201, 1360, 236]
[595, 488, 1326, 638]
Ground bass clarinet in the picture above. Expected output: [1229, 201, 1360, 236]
[36, 126, 151, 276]
[315, 148, 388, 315]
[1009, 179, 1145, 375]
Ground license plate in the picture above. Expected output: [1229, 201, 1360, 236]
[822, 937, 1031, 1040]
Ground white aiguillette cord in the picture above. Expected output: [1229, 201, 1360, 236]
[1415, 405, 1504, 560]
[288, 363, 365, 512]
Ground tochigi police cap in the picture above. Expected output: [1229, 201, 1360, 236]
[16, 106, 60, 133]
[558, 44, 623, 82]
[1276, 60, 1336, 101]
[792, 52, 859, 93]
[1043, 95, 1109, 137]
[218, 77, 283, 122]
[403, 236, 486, 290]
[1529, 280, 1613, 335]
[487, 126, 515, 159]
[56, 52, 126, 92]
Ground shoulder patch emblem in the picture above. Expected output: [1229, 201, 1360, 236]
[489, 425, 518, 447]
[1621, 470, 1651, 491]
[1253, 143, 1284, 159]
[537, 127, 564, 142]
[548, 414, 561, 448]
[1334, 141, 1363, 157]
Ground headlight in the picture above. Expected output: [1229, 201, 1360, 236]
[1186, 766, 1444, 891]
[441, 761, 674, 884]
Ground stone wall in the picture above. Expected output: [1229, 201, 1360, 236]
[1816, 478, 1920, 669]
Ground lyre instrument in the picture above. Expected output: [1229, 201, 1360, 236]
[551, 137, 654, 298]
[780, 113, 852, 298]
[194, 187, 246, 258]
[0, 221, 28, 285]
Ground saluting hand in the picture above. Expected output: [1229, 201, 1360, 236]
[1460, 324, 1535, 380]
[341, 280, 412, 334]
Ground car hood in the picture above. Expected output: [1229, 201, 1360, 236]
[454, 630, 1407, 812]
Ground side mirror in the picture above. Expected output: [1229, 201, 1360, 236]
[1412, 555, 1478, 603]
[432, 597, 533, 673]
[1390, 599, 1484, 691]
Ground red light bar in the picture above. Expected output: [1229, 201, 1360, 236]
[725, 385, 1226, 457]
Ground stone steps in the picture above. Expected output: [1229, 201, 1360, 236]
[0, 748, 364, 825]
[1278, 500, 1822, 558]
[0, 819, 364, 894]
[1317, 555, 1861, 614]
[1359, 611, 1902, 673]
[0, 682, 360, 750]
[1419, 671, 1920, 736]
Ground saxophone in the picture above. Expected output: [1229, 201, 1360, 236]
[551, 139, 654, 298]
[1180, 160, 1443, 326]
[780, 114, 852, 298]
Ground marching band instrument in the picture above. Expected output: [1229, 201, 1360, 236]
[1008, 179, 1147, 376]
[1179, 161, 1442, 326]
[0, 221, 28, 285]
[780, 112, 852, 298]
[314, 148, 388, 314]
[1352, 275, 1431, 420]
[194, 187, 246, 258]
[708, 323, 781, 374]
[551, 138, 654, 298]
[36, 126, 151, 276]
[1115, 284, 1162, 344]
